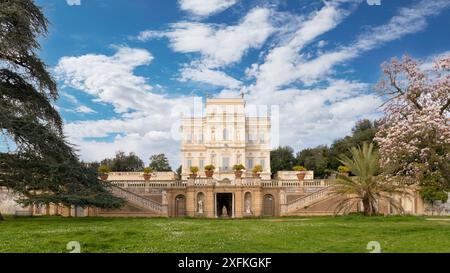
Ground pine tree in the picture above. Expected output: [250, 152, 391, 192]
[149, 153, 172, 171]
[0, 0, 124, 220]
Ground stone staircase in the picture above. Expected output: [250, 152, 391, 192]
[286, 186, 334, 214]
[99, 184, 166, 217]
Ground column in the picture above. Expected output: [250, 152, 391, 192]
[253, 188, 263, 217]
[234, 189, 243, 218]
[186, 187, 195, 217]
[205, 188, 215, 218]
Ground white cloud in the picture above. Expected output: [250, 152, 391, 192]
[248, 0, 450, 92]
[296, 0, 450, 84]
[139, 7, 274, 68]
[55, 47, 202, 167]
[178, 0, 238, 17]
[56, 47, 157, 113]
[136, 30, 165, 41]
[242, 79, 383, 150]
[180, 63, 242, 89]
[75, 105, 96, 114]
[249, 2, 354, 92]
[136, 7, 274, 89]
[66, 0, 81, 6]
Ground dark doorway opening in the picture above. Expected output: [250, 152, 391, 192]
[175, 195, 186, 217]
[263, 194, 274, 216]
[216, 193, 232, 217]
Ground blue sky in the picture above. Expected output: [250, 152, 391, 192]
[34, 0, 450, 167]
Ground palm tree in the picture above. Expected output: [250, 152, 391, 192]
[331, 142, 406, 216]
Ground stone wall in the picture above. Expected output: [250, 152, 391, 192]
[0, 190, 25, 214]
[423, 193, 450, 216]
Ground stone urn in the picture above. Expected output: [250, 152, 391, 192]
[252, 172, 261, 178]
[234, 170, 243, 179]
[205, 170, 214, 178]
[143, 173, 152, 181]
[339, 172, 349, 177]
[99, 173, 109, 181]
[189, 173, 198, 179]
[296, 171, 306, 181]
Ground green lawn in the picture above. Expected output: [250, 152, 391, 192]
[0, 215, 449, 253]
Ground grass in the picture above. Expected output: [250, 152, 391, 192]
[1, 215, 450, 253]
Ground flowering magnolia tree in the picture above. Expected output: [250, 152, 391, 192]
[375, 55, 450, 195]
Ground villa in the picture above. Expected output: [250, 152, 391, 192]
[0, 98, 445, 218]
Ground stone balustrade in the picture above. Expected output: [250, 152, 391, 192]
[108, 178, 332, 189]
[286, 186, 332, 212]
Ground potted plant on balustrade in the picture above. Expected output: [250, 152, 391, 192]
[233, 164, 246, 178]
[293, 165, 307, 181]
[252, 165, 263, 178]
[98, 165, 110, 181]
[190, 166, 199, 179]
[204, 164, 215, 178]
[143, 167, 153, 181]
[337, 165, 350, 177]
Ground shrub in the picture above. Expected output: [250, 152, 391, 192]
[204, 164, 215, 171]
[232, 164, 246, 171]
[293, 165, 306, 172]
[190, 166, 199, 173]
[143, 167, 153, 174]
[337, 165, 350, 173]
[252, 165, 263, 173]
[98, 165, 110, 174]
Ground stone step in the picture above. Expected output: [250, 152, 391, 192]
[97, 211, 161, 217]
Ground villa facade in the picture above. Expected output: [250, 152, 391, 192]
[181, 98, 271, 180]
[0, 98, 445, 218]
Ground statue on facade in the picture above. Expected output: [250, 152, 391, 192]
[198, 199, 204, 214]
[161, 190, 167, 205]
[245, 198, 251, 214]
[221, 205, 228, 217]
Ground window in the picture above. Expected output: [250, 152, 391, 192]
[198, 133, 203, 144]
[247, 158, 253, 169]
[199, 159, 204, 170]
[259, 133, 265, 143]
[248, 133, 256, 143]
[222, 157, 230, 171]
[223, 128, 228, 140]
[186, 133, 192, 144]
[187, 159, 192, 168]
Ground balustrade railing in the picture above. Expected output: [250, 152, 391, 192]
[110, 185, 165, 213]
[286, 186, 332, 212]
[108, 179, 333, 189]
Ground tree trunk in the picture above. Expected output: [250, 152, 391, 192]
[362, 198, 371, 216]
[0, 211, 4, 221]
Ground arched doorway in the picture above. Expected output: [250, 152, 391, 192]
[175, 195, 186, 217]
[263, 194, 274, 216]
